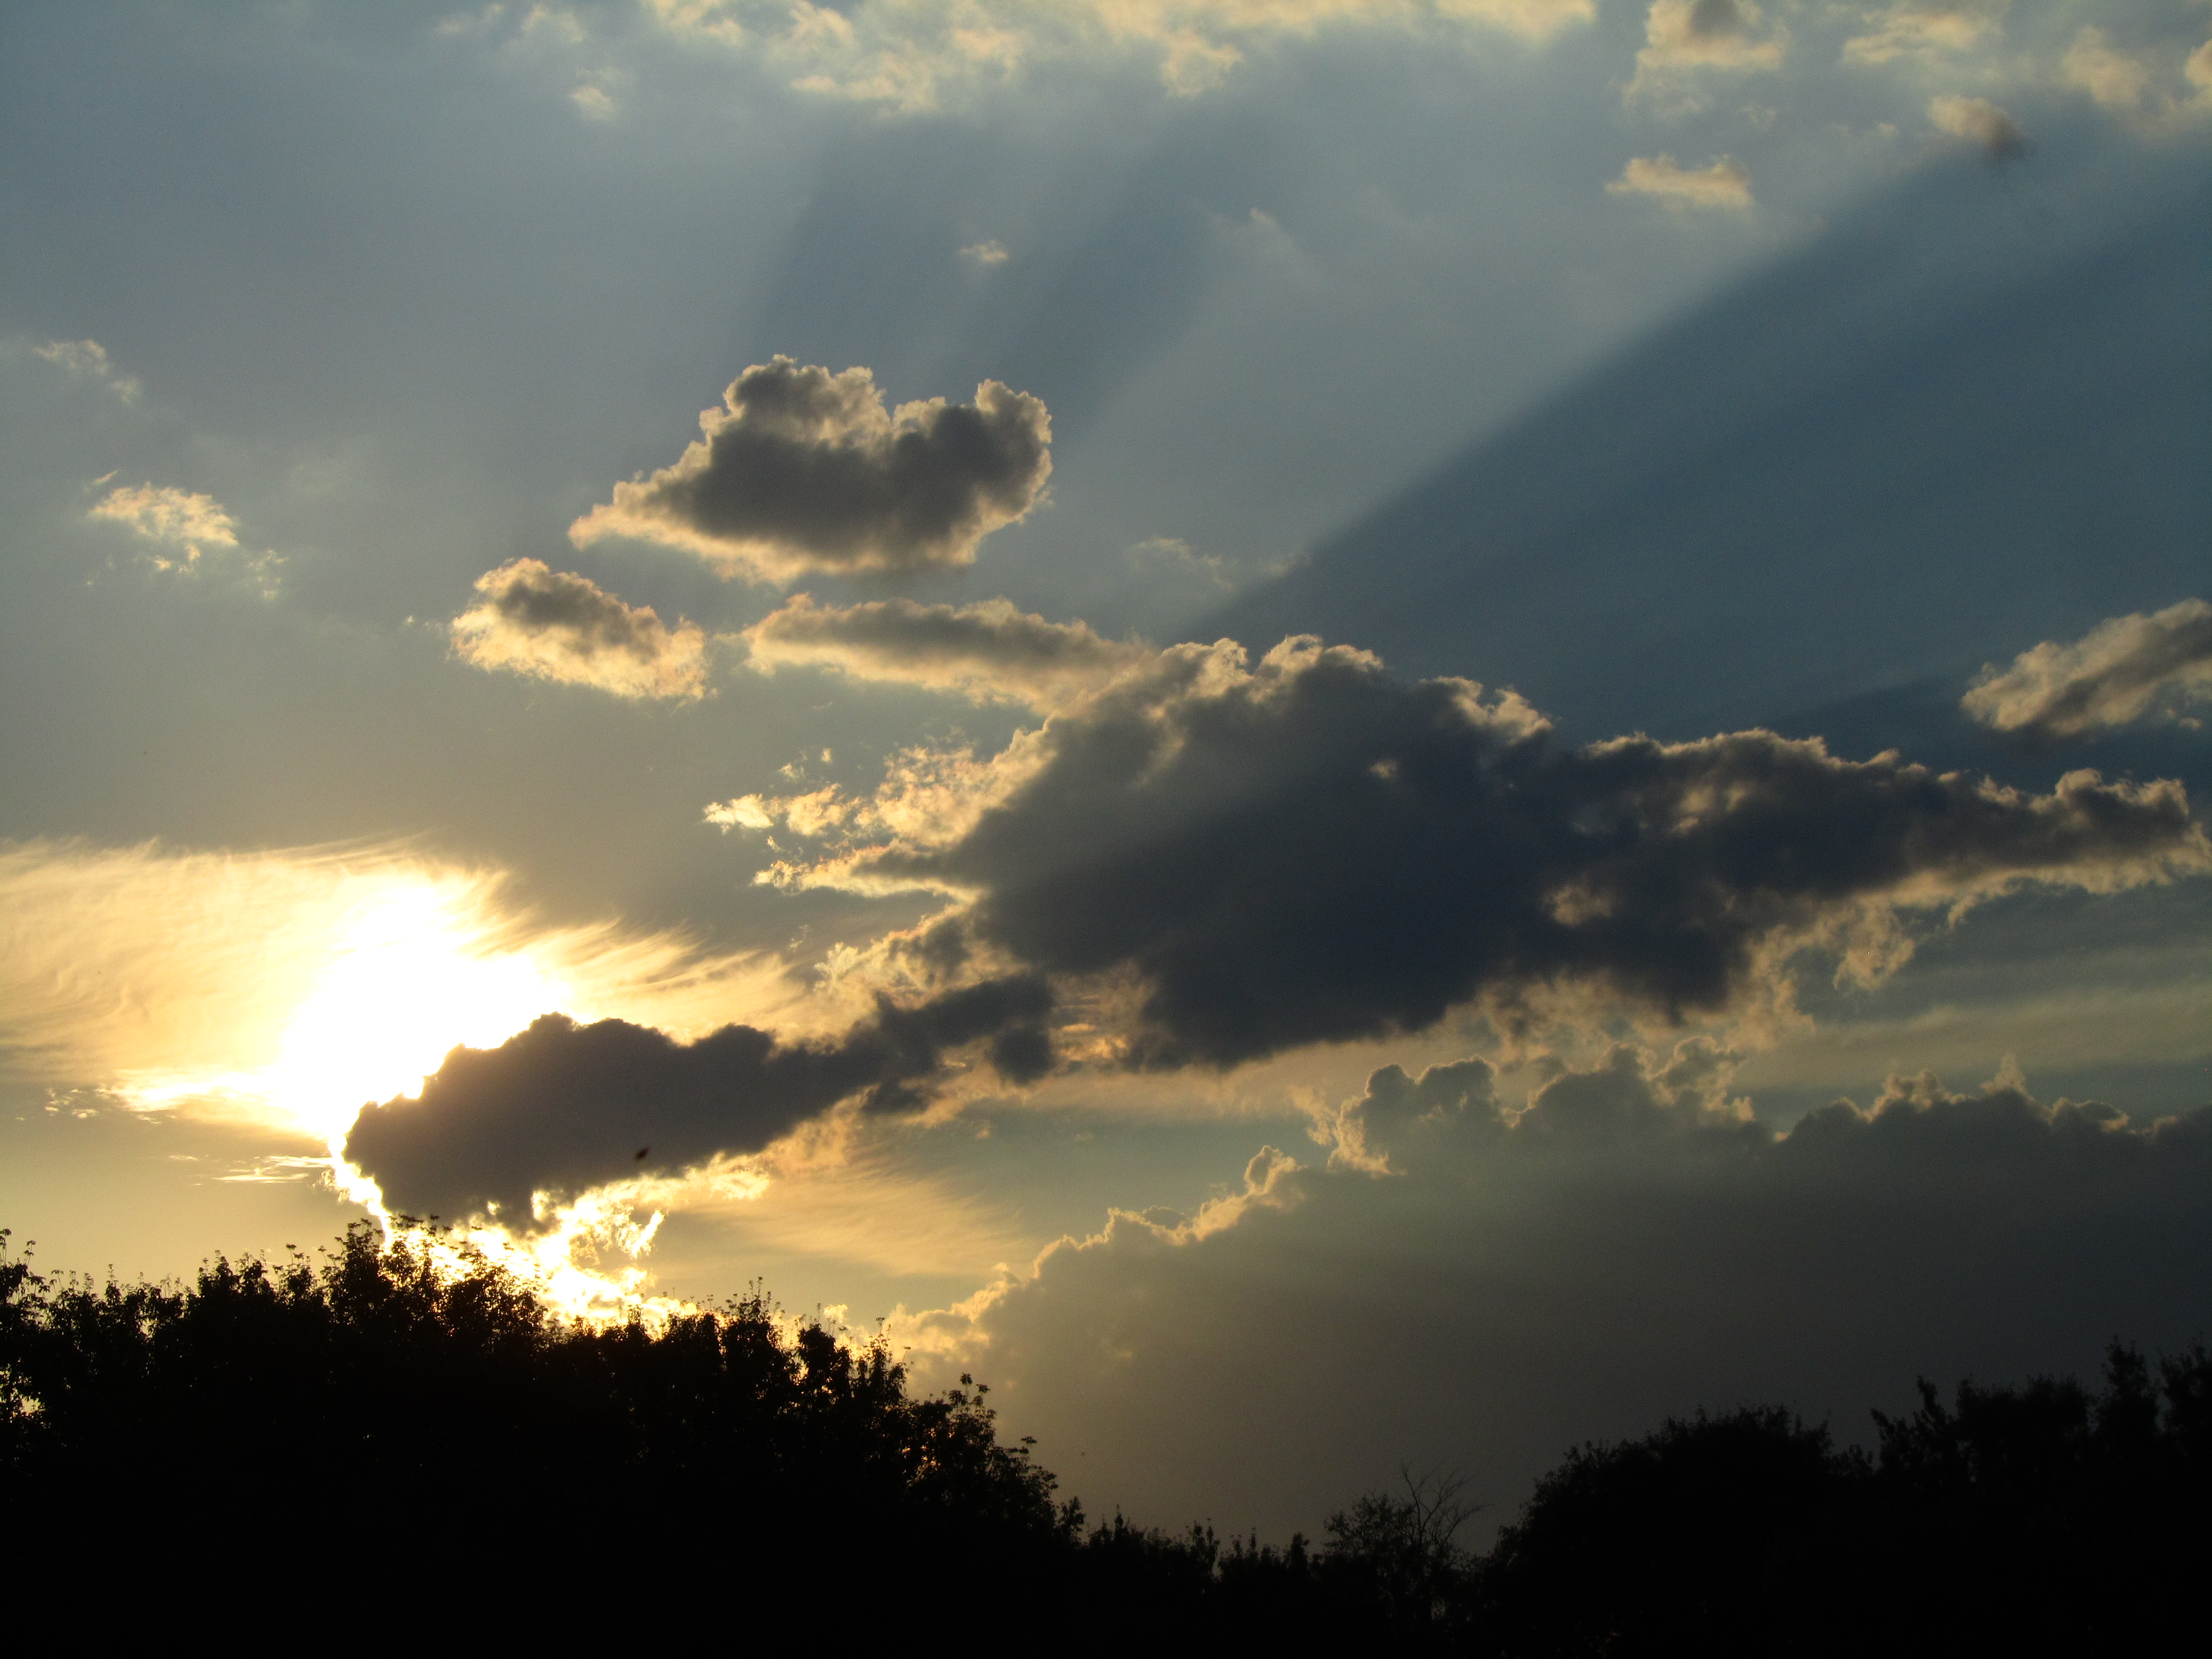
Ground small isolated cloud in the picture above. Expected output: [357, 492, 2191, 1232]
[743, 593, 1150, 709]
[569, 357, 1052, 582]
[88, 482, 279, 591]
[571, 81, 619, 119]
[1607, 153, 1754, 209]
[960, 240, 1010, 266]
[1963, 599, 2212, 742]
[33, 338, 141, 402]
[1628, 0, 1784, 105]
[450, 558, 711, 700]
[1842, 2, 2006, 68]
[2063, 26, 2212, 130]
[1928, 93, 2027, 161]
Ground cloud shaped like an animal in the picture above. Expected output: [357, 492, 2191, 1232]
[451, 559, 710, 700]
[1963, 599, 2212, 741]
[570, 358, 1052, 582]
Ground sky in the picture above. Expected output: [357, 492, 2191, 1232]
[4, 0, 2210, 1539]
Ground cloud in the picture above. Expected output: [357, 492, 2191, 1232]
[451, 558, 712, 700]
[1606, 154, 1754, 210]
[1627, 1, 1784, 105]
[342, 973, 1055, 1220]
[764, 632, 2207, 1070]
[1842, 2, 2006, 68]
[896, 1052, 2211, 1537]
[32, 338, 141, 402]
[87, 482, 280, 590]
[2062, 26, 2212, 130]
[89, 483, 238, 553]
[960, 240, 1011, 266]
[569, 357, 1052, 582]
[743, 593, 1151, 709]
[1962, 599, 2212, 741]
[1928, 93, 2027, 161]
[651, 3, 1597, 110]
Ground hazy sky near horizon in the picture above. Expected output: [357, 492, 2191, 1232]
[5, 0, 2210, 1538]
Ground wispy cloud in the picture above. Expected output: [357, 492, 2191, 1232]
[32, 338, 142, 403]
[87, 482, 281, 591]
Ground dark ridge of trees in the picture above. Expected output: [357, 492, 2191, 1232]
[4, 1225, 2206, 1649]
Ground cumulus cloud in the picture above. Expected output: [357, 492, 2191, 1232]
[897, 1052, 2211, 1537]
[743, 594, 1151, 709]
[343, 973, 1055, 1221]
[1627, 1, 1784, 105]
[32, 338, 141, 402]
[451, 558, 712, 700]
[763, 632, 2207, 1070]
[568, 357, 1052, 582]
[1606, 154, 1754, 210]
[2063, 25, 2212, 127]
[1928, 93, 2027, 160]
[1962, 599, 2212, 741]
[1842, 2, 2006, 68]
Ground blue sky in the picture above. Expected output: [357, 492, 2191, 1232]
[4, 0, 2209, 1537]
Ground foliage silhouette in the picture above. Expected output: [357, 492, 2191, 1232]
[4, 1224, 2206, 1649]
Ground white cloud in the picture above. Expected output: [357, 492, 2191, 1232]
[87, 482, 280, 590]
[960, 239, 1011, 266]
[2063, 25, 2212, 129]
[450, 558, 713, 700]
[1606, 153, 1754, 209]
[1627, 1, 1784, 108]
[1842, 2, 2007, 68]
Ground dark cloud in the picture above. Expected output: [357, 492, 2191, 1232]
[744, 593, 1147, 708]
[450, 559, 710, 699]
[921, 1054, 2212, 1540]
[343, 974, 1052, 1221]
[1963, 598, 2212, 741]
[787, 634, 2206, 1069]
[569, 358, 1052, 582]
[1928, 95, 2028, 163]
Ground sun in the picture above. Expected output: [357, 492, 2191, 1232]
[257, 882, 570, 1145]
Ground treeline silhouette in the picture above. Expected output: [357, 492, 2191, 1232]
[4, 1225, 2204, 1648]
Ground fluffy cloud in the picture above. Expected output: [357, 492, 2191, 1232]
[1627, 1, 1783, 105]
[451, 558, 711, 700]
[765, 632, 2207, 1069]
[1962, 599, 2212, 741]
[899, 1052, 2211, 1537]
[89, 483, 238, 555]
[743, 594, 1151, 709]
[2064, 26, 2212, 129]
[343, 973, 1054, 1221]
[569, 358, 1052, 582]
[1842, 2, 2006, 68]
[1928, 93, 2026, 159]
[1606, 154, 1754, 210]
